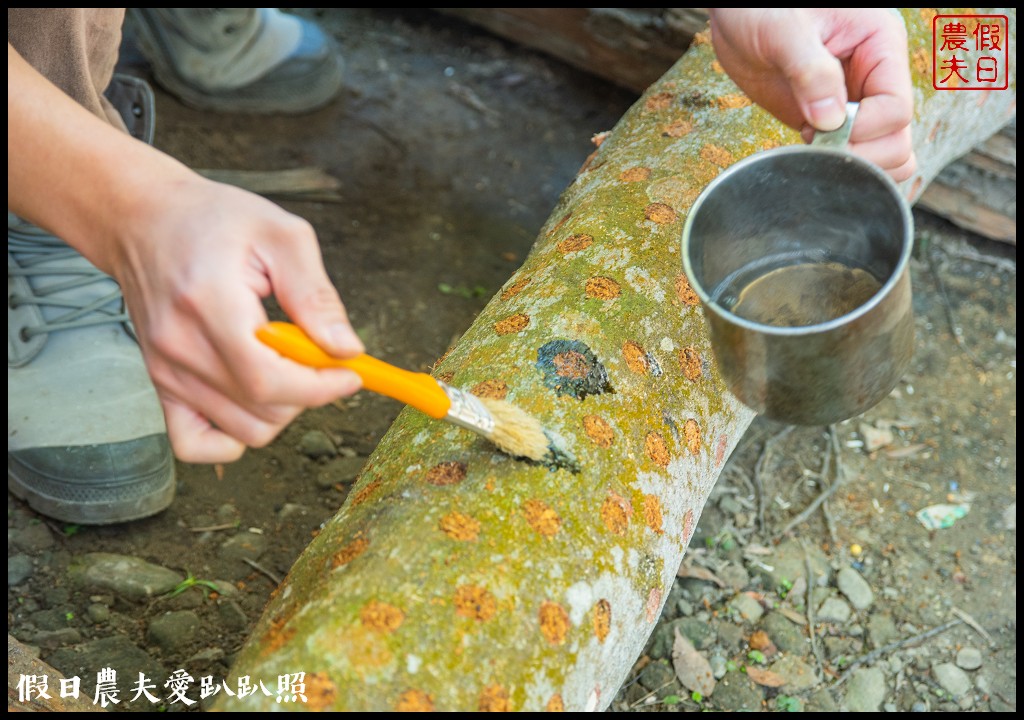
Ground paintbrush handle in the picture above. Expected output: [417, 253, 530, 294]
[256, 322, 452, 419]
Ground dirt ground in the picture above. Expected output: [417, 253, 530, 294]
[8, 8, 1016, 712]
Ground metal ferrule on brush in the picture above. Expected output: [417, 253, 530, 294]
[441, 384, 496, 437]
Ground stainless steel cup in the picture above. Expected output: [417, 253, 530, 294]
[681, 104, 914, 425]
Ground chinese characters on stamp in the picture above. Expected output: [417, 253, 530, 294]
[933, 14, 1010, 90]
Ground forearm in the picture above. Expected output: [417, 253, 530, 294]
[7, 42, 196, 275]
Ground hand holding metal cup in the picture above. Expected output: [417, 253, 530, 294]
[681, 103, 914, 426]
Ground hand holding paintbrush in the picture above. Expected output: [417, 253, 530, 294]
[257, 322, 553, 462]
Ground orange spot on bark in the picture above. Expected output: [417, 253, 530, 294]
[500, 277, 531, 301]
[304, 672, 337, 711]
[479, 685, 511, 712]
[583, 415, 614, 448]
[585, 276, 621, 299]
[396, 689, 435, 712]
[556, 233, 594, 254]
[553, 351, 589, 379]
[711, 59, 725, 74]
[439, 511, 481, 541]
[593, 598, 612, 643]
[591, 131, 611, 147]
[435, 371, 455, 384]
[644, 202, 677, 225]
[619, 166, 652, 182]
[662, 118, 695, 137]
[471, 379, 508, 400]
[494, 313, 530, 336]
[716, 434, 729, 467]
[684, 418, 701, 455]
[692, 30, 711, 45]
[701, 143, 734, 168]
[546, 212, 572, 237]
[539, 600, 571, 645]
[622, 341, 650, 374]
[682, 508, 695, 545]
[259, 615, 296, 658]
[674, 274, 700, 305]
[601, 492, 632, 535]
[645, 586, 663, 623]
[645, 431, 671, 469]
[350, 479, 382, 507]
[679, 346, 703, 381]
[360, 599, 405, 634]
[455, 585, 497, 621]
[643, 494, 664, 534]
[717, 93, 752, 109]
[522, 498, 561, 537]
[546, 694, 566, 712]
[332, 535, 370, 568]
[645, 92, 675, 111]
[425, 461, 467, 486]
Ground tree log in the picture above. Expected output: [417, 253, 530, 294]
[215, 10, 1015, 712]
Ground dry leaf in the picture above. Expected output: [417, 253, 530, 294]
[776, 607, 808, 626]
[676, 563, 726, 587]
[745, 665, 786, 688]
[672, 629, 716, 697]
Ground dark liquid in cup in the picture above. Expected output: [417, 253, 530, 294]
[714, 258, 883, 328]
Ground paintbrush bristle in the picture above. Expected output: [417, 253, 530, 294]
[477, 397, 551, 462]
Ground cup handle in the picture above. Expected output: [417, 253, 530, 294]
[810, 101, 859, 149]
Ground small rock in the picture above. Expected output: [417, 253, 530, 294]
[8, 553, 33, 585]
[817, 596, 852, 623]
[805, 687, 839, 713]
[215, 503, 240, 524]
[867, 611, 900, 648]
[955, 647, 983, 670]
[219, 532, 268, 565]
[911, 701, 929, 712]
[709, 653, 728, 679]
[218, 600, 249, 632]
[837, 566, 874, 610]
[11, 522, 55, 552]
[299, 429, 336, 459]
[148, 610, 201, 653]
[48, 635, 163, 693]
[189, 646, 226, 664]
[843, 666, 887, 712]
[674, 616, 716, 650]
[759, 538, 831, 589]
[68, 553, 182, 601]
[715, 622, 744, 651]
[884, 702, 898, 712]
[760, 612, 808, 656]
[728, 592, 763, 623]
[718, 563, 750, 591]
[711, 671, 762, 711]
[933, 662, 972, 699]
[86, 603, 111, 624]
[30, 628, 82, 650]
[277, 503, 309, 522]
[769, 655, 818, 691]
[315, 456, 367, 488]
[637, 659, 676, 693]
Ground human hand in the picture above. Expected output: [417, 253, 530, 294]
[708, 9, 916, 182]
[110, 175, 364, 463]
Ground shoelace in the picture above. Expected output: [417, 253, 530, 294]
[8, 232, 130, 338]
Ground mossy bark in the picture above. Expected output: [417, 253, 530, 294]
[215, 10, 1015, 712]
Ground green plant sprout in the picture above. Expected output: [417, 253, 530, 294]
[166, 572, 222, 599]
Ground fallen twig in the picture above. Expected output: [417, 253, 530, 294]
[831, 619, 963, 687]
[952, 606, 997, 648]
[243, 558, 282, 586]
[189, 522, 240, 533]
[802, 541, 826, 678]
[754, 427, 793, 534]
